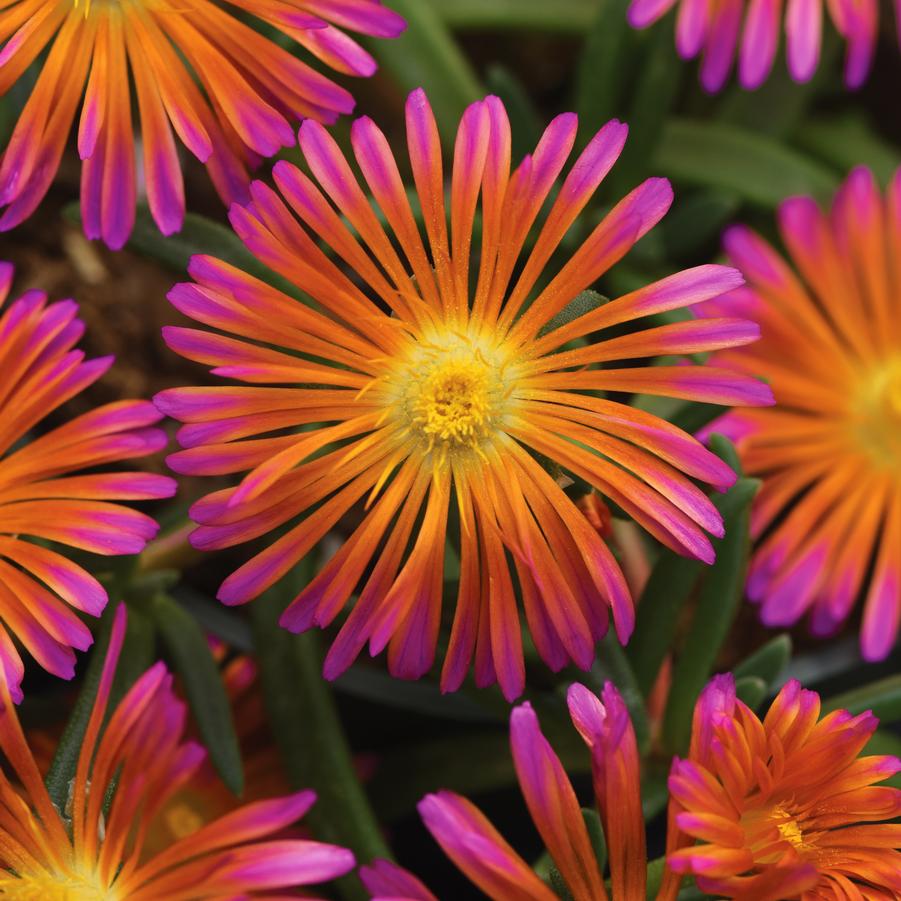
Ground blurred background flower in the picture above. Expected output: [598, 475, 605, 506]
[0, 604, 356, 899]
[628, 0, 885, 91]
[702, 166, 901, 661]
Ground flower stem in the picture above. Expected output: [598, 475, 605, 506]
[251, 580, 390, 901]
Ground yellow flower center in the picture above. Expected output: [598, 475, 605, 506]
[0, 872, 117, 901]
[771, 805, 806, 851]
[412, 359, 492, 446]
[854, 357, 901, 470]
[389, 332, 514, 465]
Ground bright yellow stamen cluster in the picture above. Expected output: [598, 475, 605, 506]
[771, 805, 807, 851]
[387, 331, 514, 466]
[412, 358, 492, 447]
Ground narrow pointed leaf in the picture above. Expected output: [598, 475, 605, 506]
[150, 592, 244, 796]
[733, 634, 792, 687]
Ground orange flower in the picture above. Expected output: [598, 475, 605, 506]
[703, 167, 901, 660]
[0, 0, 404, 247]
[0, 605, 355, 899]
[667, 674, 901, 899]
[156, 88, 772, 700]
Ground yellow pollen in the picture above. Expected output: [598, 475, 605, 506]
[771, 805, 806, 851]
[383, 329, 516, 466]
[412, 359, 492, 447]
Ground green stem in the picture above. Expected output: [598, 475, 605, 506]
[252, 588, 390, 901]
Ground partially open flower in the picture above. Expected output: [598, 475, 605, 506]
[668, 673, 901, 898]
[364, 682, 674, 900]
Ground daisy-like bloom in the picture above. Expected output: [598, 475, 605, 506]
[702, 167, 901, 660]
[363, 682, 673, 901]
[0, 0, 405, 249]
[156, 89, 772, 700]
[627, 0, 879, 91]
[667, 673, 901, 898]
[0, 262, 175, 701]
[0, 604, 356, 899]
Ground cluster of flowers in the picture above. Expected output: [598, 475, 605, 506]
[0, 0, 898, 897]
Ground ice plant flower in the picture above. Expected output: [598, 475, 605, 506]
[0, 0, 405, 248]
[362, 683, 671, 900]
[0, 262, 174, 700]
[627, 0, 880, 91]
[156, 88, 772, 700]
[703, 167, 901, 660]
[0, 604, 356, 899]
[667, 673, 901, 898]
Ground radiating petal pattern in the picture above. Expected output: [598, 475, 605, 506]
[667, 673, 901, 898]
[702, 166, 901, 661]
[157, 89, 771, 700]
[0, 263, 175, 700]
[0, 604, 356, 899]
[0, 0, 405, 246]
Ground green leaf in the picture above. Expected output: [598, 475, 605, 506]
[734, 675, 768, 710]
[733, 634, 792, 687]
[655, 119, 839, 208]
[627, 549, 702, 699]
[334, 666, 503, 724]
[575, 0, 634, 142]
[823, 674, 901, 723]
[251, 573, 389, 901]
[668, 399, 725, 435]
[369, 731, 516, 822]
[149, 592, 244, 796]
[110, 605, 157, 706]
[795, 114, 900, 185]
[366, 0, 482, 141]
[429, 0, 603, 31]
[658, 190, 741, 260]
[45, 605, 118, 812]
[588, 632, 651, 753]
[174, 586, 254, 653]
[662, 438, 759, 753]
[611, 22, 682, 196]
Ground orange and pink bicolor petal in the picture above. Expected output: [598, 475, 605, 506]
[0, 0, 405, 245]
[0, 266, 175, 697]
